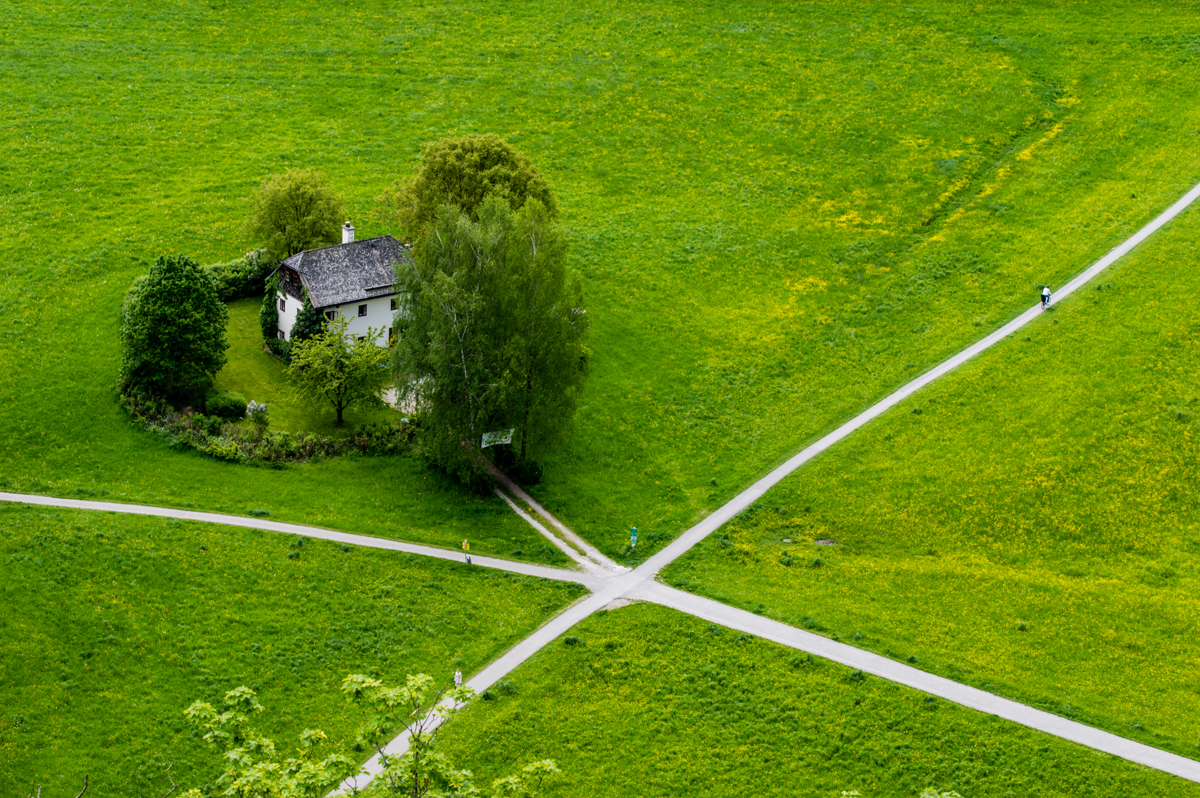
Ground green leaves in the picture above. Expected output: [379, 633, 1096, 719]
[119, 253, 229, 404]
[286, 316, 389, 425]
[186, 674, 547, 798]
[380, 135, 558, 243]
[250, 168, 346, 260]
[393, 196, 588, 484]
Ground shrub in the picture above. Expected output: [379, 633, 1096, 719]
[260, 275, 280, 340]
[511, 458, 543, 486]
[206, 250, 276, 302]
[246, 400, 269, 429]
[265, 337, 291, 362]
[207, 390, 248, 420]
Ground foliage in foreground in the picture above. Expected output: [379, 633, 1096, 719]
[394, 196, 588, 483]
[0, 505, 583, 796]
[287, 315, 391, 425]
[184, 676, 557, 798]
[120, 254, 229, 405]
[249, 168, 347, 260]
[434, 603, 1200, 797]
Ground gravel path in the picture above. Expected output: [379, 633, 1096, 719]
[0, 492, 601, 590]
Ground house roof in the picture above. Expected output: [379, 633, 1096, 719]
[280, 235, 411, 309]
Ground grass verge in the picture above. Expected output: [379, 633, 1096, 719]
[0, 503, 585, 796]
[664, 203, 1200, 754]
[434, 603, 1200, 797]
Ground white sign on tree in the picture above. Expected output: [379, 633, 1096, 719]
[481, 428, 515, 448]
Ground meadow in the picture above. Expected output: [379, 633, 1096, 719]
[664, 204, 1200, 754]
[0, 502, 584, 796]
[434, 602, 1200, 797]
[3, 0, 1200, 792]
[3, 1, 1200, 558]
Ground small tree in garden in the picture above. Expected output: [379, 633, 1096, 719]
[287, 316, 389, 424]
[260, 276, 280, 341]
[379, 134, 558, 241]
[120, 253, 228, 404]
[184, 676, 559, 798]
[290, 297, 325, 345]
[249, 168, 346, 260]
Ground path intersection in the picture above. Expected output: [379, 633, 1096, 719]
[6, 179, 1200, 790]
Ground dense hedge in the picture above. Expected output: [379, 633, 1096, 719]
[120, 393, 415, 464]
[205, 250, 277, 302]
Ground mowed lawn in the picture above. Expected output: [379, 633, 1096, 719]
[664, 207, 1200, 754]
[1, 1, 1199, 559]
[0, 503, 585, 797]
[433, 603, 1200, 797]
[212, 297, 400, 434]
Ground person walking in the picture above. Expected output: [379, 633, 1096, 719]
[1041, 285, 1052, 308]
[454, 668, 463, 688]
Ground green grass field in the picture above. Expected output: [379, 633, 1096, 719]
[0, 502, 585, 797]
[4, 0, 1200, 792]
[3, 1, 1200, 557]
[664, 205, 1200, 754]
[433, 603, 1200, 797]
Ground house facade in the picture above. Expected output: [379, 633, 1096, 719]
[272, 223, 411, 347]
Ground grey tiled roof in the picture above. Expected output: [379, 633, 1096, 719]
[281, 235, 411, 309]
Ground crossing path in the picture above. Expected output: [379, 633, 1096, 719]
[332, 177, 1200, 790]
[5, 178, 1200, 791]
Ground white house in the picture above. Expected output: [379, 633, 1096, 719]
[271, 223, 411, 347]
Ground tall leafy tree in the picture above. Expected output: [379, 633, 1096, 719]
[394, 196, 588, 483]
[120, 253, 228, 403]
[393, 200, 510, 482]
[498, 199, 589, 464]
[379, 134, 557, 241]
[287, 315, 389, 424]
[249, 168, 346, 260]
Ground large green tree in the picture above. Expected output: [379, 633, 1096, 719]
[287, 315, 389, 424]
[249, 168, 346, 260]
[379, 134, 557, 241]
[393, 196, 588, 483]
[119, 253, 229, 404]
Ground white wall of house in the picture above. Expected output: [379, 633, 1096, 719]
[324, 296, 397, 346]
[276, 290, 301, 341]
[277, 292, 401, 348]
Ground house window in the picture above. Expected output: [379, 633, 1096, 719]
[325, 310, 337, 321]
[388, 327, 397, 346]
[357, 336, 366, 343]
[358, 304, 368, 317]
[278, 297, 286, 312]
[390, 298, 399, 311]
[278, 329, 286, 341]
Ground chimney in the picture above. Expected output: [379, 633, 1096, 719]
[342, 221, 356, 244]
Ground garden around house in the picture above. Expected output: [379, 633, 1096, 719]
[3, 0, 1200, 796]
